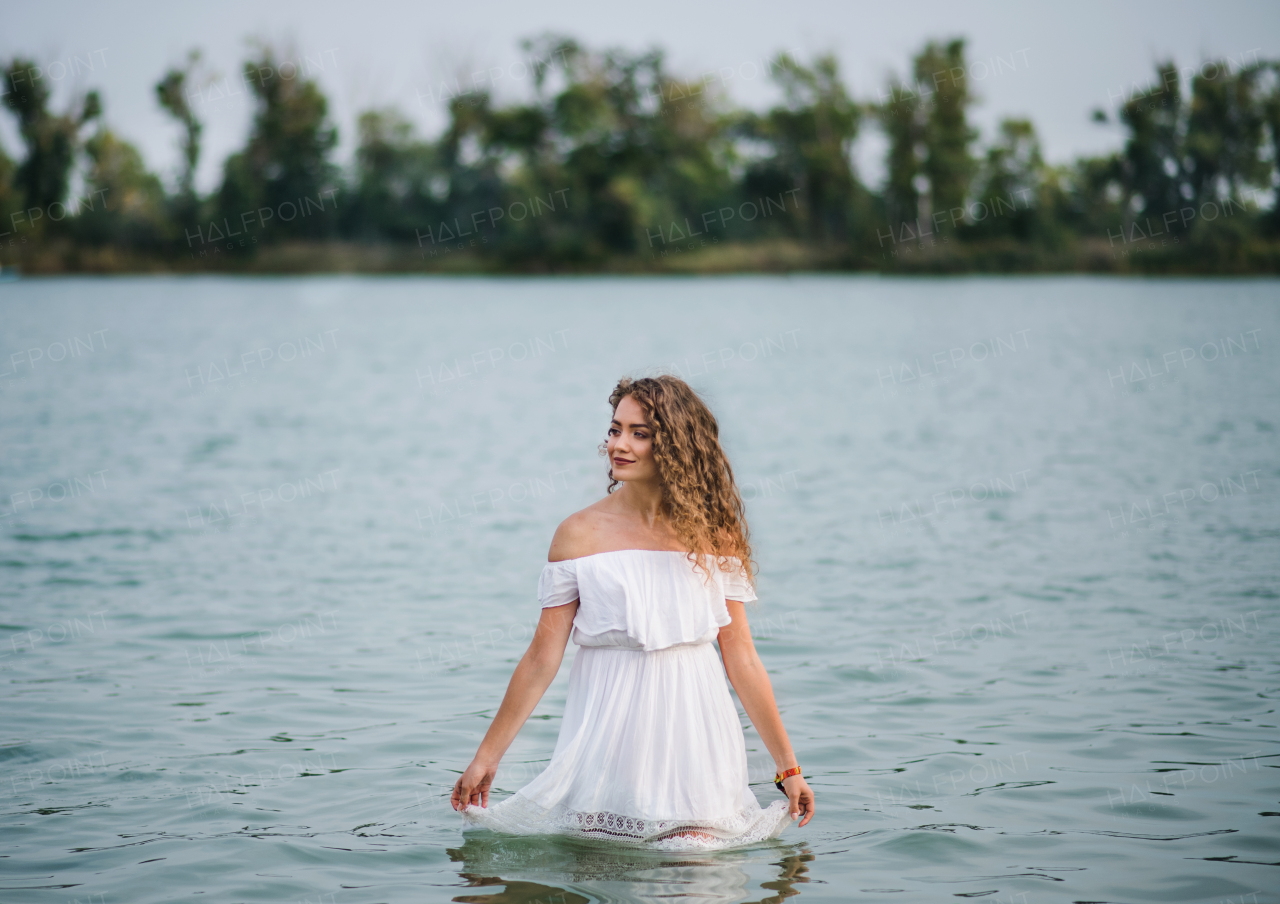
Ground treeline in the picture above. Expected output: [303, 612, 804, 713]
[2, 35, 1280, 274]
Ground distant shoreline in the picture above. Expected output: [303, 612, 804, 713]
[6, 237, 1280, 276]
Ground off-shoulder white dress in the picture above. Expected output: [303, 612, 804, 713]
[461, 549, 793, 850]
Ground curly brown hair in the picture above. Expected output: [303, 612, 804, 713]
[606, 375, 755, 588]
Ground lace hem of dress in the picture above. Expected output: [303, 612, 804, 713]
[462, 794, 793, 851]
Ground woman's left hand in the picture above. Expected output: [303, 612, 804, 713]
[783, 774, 815, 826]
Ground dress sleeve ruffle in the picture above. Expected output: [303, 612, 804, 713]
[719, 558, 758, 603]
[538, 559, 579, 608]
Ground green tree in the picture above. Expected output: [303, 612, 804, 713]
[1260, 62, 1280, 232]
[913, 39, 977, 221]
[429, 90, 512, 252]
[445, 34, 738, 261]
[0, 145, 22, 249]
[1108, 59, 1276, 239]
[76, 129, 170, 249]
[1117, 62, 1185, 220]
[1184, 61, 1269, 206]
[535, 40, 679, 255]
[2, 58, 100, 217]
[875, 39, 976, 240]
[347, 108, 443, 242]
[878, 77, 925, 231]
[155, 50, 205, 222]
[216, 46, 339, 241]
[971, 118, 1042, 239]
[746, 53, 862, 242]
[1062, 151, 1127, 238]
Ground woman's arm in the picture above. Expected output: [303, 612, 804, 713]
[717, 600, 815, 826]
[451, 600, 578, 810]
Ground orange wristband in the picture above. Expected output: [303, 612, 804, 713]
[774, 766, 802, 791]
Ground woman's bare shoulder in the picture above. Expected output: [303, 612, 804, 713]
[547, 498, 616, 562]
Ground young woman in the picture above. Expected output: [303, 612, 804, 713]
[452, 375, 815, 849]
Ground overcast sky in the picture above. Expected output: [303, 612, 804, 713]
[4, 0, 1278, 194]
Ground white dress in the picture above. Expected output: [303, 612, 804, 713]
[461, 549, 793, 850]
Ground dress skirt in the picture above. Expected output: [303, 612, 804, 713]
[462, 639, 793, 850]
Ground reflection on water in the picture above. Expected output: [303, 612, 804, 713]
[448, 832, 811, 904]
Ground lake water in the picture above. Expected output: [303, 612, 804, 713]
[1, 275, 1277, 904]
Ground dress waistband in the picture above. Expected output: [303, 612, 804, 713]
[572, 627, 719, 651]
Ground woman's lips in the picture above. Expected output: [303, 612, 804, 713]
[613, 458, 635, 466]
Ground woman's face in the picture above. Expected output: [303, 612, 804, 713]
[607, 395, 658, 483]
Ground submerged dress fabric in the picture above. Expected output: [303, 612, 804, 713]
[461, 549, 793, 850]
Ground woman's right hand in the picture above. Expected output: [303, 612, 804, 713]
[783, 774, 816, 826]
[451, 759, 497, 811]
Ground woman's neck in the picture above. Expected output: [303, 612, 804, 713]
[613, 480, 665, 528]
